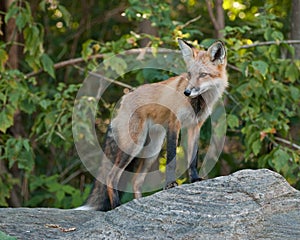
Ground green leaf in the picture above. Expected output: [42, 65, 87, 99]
[29, 175, 46, 190]
[40, 54, 55, 78]
[39, 0, 46, 11]
[25, 55, 40, 71]
[4, 3, 18, 23]
[63, 185, 75, 194]
[25, 192, 53, 207]
[258, 154, 270, 168]
[39, 99, 52, 110]
[252, 60, 269, 77]
[81, 40, 95, 60]
[227, 114, 239, 129]
[251, 139, 261, 156]
[16, 10, 30, 31]
[0, 107, 15, 133]
[23, 26, 40, 55]
[285, 63, 299, 83]
[0, 230, 16, 240]
[58, 5, 71, 27]
[18, 150, 34, 172]
[271, 31, 284, 41]
[4, 137, 34, 172]
[20, 99, 36, 114]
[272, 148, 290, 172]
[0, 92, 5, 102]
[23, 139, 30, 152]
[0, 49, 8, 71]
[264, 28, 273, 41]
[290, 86, 300, 101]
[104, 55, 127, 76]
[48, 182, 62, 192]
[56, 190, 65, 202]
[9, 89, 22, 109]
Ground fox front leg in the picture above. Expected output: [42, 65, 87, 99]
[189, 148, 203, 183]
[187, 124, 203, 182]
[181, 124, 203, 183]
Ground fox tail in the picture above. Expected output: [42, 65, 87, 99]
[75, 125, 118, 211]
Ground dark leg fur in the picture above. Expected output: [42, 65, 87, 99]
[107, 186, 121, 209]
[183, 126, 202, 183]
[189, 148, 203, 183]
[85, 180, 111, 211]
[165, 129, 178, 189]
[164, 181, 178, 189]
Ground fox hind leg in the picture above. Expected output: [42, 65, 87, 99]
[186, 124, 203, 183]
[132, 153, 160, 199]
[132, 124, 166, 198]
[106, 150, 139, 209]
[106, 125, 148, 208]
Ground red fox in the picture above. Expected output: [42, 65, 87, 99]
[76, 39, 228, 211]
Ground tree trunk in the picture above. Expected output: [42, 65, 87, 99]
[138, 19, 158, 47]
[206, 0, 225, 39]
[4, 0, 23, 207]
[291, 0, 300, 58]
[138, 19, 158, 83]
[215, 0, 224, 38]
[5, 0, 19, 68]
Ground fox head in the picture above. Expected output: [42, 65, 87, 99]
[178, 39, 227, 98]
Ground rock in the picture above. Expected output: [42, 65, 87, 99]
[1, 169, 300, 239]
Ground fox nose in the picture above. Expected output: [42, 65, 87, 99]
[184, 89, 191, 96]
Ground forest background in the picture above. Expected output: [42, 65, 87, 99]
[0, 0, 299, 208]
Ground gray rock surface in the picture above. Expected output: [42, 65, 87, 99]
[1, 169, 300, 239]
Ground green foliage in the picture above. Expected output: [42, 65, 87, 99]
[72, 96, 99, 145]
[126, 0, 173, 30]
[5, 1, 54, 72]
[0, 231, 16, 240]
[2, 138, 34, 172]
[224, 2, 300, 186]
[32, 83, 81, 149]
[125, 0, 202, 44]
[26, 174, 91, 208]
[0, 173, 18, 207]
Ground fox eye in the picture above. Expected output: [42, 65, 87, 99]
[187, 72, 191, 79]
[199, 72, 208, 78]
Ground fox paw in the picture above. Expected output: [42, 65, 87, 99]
[164, 181, 178, 190]
[191, 177, 204, 183]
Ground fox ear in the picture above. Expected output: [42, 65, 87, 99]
[178, 39, 194, 66]
[208, 40, 226, 64]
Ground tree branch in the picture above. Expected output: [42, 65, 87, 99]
[26, 54, 105, 78]
[74, 65, 135, 91]
[240, 40, 300, 49]
[25, 48, 177, 78]
[227, 63, 241, 72]
[205, 0, 220, 32]
[274, 136, 300, 151]
[25, 39, 300, 78]
[180, 15, 202, 29]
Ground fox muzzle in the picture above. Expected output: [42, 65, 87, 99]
[184, 87, 201, 98]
